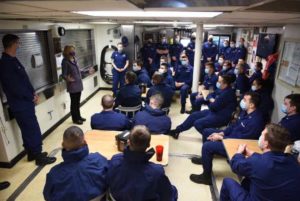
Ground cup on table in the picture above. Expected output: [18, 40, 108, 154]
[156, 145, 164, 162]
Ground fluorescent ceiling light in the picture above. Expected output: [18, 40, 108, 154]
[189, 24, 234, 28]
[72, 11, 222, 18]
[133, 21, 192, 25]
[89, 21, 118, 24]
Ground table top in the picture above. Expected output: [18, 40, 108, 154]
[223, 139, 263, 160]
[85, 130, 169, 166]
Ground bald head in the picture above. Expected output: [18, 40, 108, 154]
[101, 94, 114, 110]
[129, 125, 151, 152]
[62, 126, 85, 151]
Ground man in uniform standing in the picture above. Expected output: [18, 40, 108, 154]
[0, 34, 56, 166]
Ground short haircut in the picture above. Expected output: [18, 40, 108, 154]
[253, 78, 264, 87]
[63, 126, 85, 150]
[265, 123, 291, 152]
[256, 62, 263, 69]
[152, 72, 164, 85]
[125, 71, 137, 84]
[160, 63, 168, 69]
[160, 55, 167, 61]
[135, 59, 143, 67]
[285, 94, 300, 113]
[205, 62, 215, 71]
[244, 91, 260, 108]
[2, 34, 20, 49]
[237, 63, 246, 72]
[150, 93, 164, 108]
[101, 94, 114, 109]
[129, 125, 151, 152]
[224, 60, 232, 67]
[220, 74, 233, 85]
[219, 55, 225, 59]
[240, 37, 245, 42]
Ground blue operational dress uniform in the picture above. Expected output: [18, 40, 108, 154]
[279, 114, 300, 142]
[200, 109, 265, 176]
[186, 41, 195, 66]
[114, 83, 142, 107]
[254, 88, 274, 123]
[219, 67, 235, 77]
[169, 42, 184, 68]
[111, 51, 128, 95]
[134, 68, 151, 87]
[133, 105, 171, 134]
[226, 47, 238, 64]
[190, 73, 218, 111]
[220, 151, 300, 201]
[152, 42, 169, 74]
[43, 145, 108, 201]
[162, 72, 175, 89]
[236, 45, 247, 61]
[214, 62, 223, 72]
[219, 45, 229, 58]
[141, 42, 156, 71]
[146, 83, 174, 109]
[90, 111, 131, 131]
[107, 147, 178, 201]
[202, 41, 218, 63]
[235, 73, 250, 95]
[175, 86, 237, 134]
[249, 70, 262, 84]
[174, 64, 193, 107]
[0, 52, 42, 156]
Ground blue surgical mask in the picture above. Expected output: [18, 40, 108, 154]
[132, 65, 139, 72]
[216, 82, 221, 89]
[222, 66, 227, 71]
[258, 135, 264, 150]
[234, 69, 239, 75]
[251, 85, 257, 91]
[181, 60, 188, 66]
[240, 99, 248, 110]
[205, 68, 209, 74]
[281, 104, 288, 114]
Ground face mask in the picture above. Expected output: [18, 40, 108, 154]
[162, 39, 167, 43]
[158, 69, 165, 74]
[258, 135, 264, 150]
[234, 69, 239, 75]
[223, 43, 228, 47]
[133, 65, 139, 72]
[230, 44, 235, 48]
[216, 82, 221, 89]
[281, 104, 288, 114]
[151, 80, 155, 86]
[118, 48, 123, 52]
[222, 66, 227, 71]
[69, 51, 75, 57]
[181, 60, 188, 66]
[251, 85, 257, 91]
[218, 59, 224, 65]
[175, 38, 180, 43]
[240, 99, 248, 110]
[205, 68, 209, 74]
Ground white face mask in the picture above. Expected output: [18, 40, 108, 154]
[258, 135, 264, 150]
[133, 65, 140, 72]
[218, 59, 224, 65]
[158, 68, 165, 74]
[118, 47, 123, 52]
[230, 44, 235, 48]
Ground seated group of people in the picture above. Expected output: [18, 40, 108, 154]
[43, 125, 178, 201]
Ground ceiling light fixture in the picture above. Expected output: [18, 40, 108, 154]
[133, 21, 192, 25]
[72, 11, 222, 18]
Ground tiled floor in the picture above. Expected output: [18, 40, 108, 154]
[0, 90, 238, 201]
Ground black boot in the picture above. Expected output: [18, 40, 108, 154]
[180, 104, 186, 114]
[35, 154, 57, 166]
[28, 152, 48, 162]
[191, 156, 203, 165]
[80, 117, 86, 121]
[190, 172, 212, 185]
[0, 181, 10, 191]
[169, 129, 180, 140]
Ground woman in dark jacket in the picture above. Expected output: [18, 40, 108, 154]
[62, 45, 85, 125]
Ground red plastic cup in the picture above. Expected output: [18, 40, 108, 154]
[156, 145, 164, 161]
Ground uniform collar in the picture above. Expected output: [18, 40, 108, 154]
[2, 52, 15, 59]
[123, 147, 155, 163]
[284, 113, 300, 120]
[145, 104, 165, 116]
[62, 145, 89, 163]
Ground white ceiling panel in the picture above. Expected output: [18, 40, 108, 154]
[0, 2, 51, 12]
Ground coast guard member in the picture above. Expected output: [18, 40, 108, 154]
[202, 35, 218, 63]
[234, 63, 250, 96]
[186, 33, 196, 66]
[236, 37, 247, 61]
[219, 40, 229, 58]
[140, 38, 156, 72]
[190, 92, 264, 185]
[132, 60, 151, 87]
[220, 124, 300, 201]
[249, 61, 263, 84]
[227, 41, 238, 64]
[159, 63, 175, 89]
[169, 36, 184, 68]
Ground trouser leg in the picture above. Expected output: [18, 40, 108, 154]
[220, 178, 250, 201]
[70, 92, 81, 121]
[176, 110, 208, 133]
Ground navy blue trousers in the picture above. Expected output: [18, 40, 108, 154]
[201, 128, 227, 175]
[176, 110, 229, 135]
[13, 106, 42, 155]
[176, 84, 190, 106]
[190, 92, 208, 111]
[220, 178, 251, 201]
[112, 71, 126, 95]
